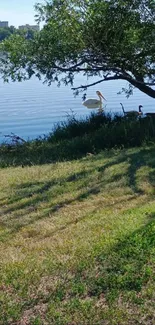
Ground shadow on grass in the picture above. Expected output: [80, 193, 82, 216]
[0, 146, 155, 239]
[96, 146, 155, 193]
[70, 214, 155, 299]
[1, 180, 58, 209]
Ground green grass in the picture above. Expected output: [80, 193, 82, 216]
[0, 144, 155, 324]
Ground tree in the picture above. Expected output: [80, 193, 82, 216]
[25, 29, 36, 40]
[0, 26, 19, 42]
[0, 0, 155, 98]
[0, 28, 12, 41]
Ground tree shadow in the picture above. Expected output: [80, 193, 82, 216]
[1, 146, 155, 237]
[0, 180, 139, 239]
[78, 214, 155, 296]
[148, 170, 155, 188]
[97, 146, 155, 194]
[1, 181, 57, 209]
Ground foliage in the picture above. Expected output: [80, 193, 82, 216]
[1, 113, 155, 167]
[0, 28, 13, 41]
[0, 0, 155, 98]
[0, 26, 36, 42]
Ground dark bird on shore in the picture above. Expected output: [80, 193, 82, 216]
[120, 103, 143, 117]
[145, 112, 155, 117]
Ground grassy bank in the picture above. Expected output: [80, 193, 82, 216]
[0, 112, 155, 167]
[0, 143, 155, 324]
[0, 113, 155, 324]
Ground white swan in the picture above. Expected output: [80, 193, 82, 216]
[82, 91, 106, 111]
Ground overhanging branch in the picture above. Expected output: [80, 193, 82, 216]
[125, 76, 155, 98]
[71, 75, 124, 90]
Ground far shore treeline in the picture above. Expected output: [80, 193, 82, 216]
[0, 26, 37, 42]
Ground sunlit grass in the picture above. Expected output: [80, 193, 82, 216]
[0, 145, 155, 324]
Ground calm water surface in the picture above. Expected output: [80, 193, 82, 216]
[0, 75, 154, 142]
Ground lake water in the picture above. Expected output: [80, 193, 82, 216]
[0, 75, 154, 142]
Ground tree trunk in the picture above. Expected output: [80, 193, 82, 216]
[127, 77, 155, 99]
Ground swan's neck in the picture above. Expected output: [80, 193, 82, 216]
[121, 104, 125, 114]
[98, 95, 103, 111]
[98, 95, 102, 103]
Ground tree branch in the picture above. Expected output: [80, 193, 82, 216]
[71, 75, 124, 90]
[125, 76, 155, 98]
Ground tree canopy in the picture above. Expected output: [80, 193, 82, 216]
[0, 27, 15, 42]
[0, 26, 36, 43]
[0, 0, 155, 98]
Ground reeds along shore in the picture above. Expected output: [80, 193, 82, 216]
[0, 112, 155, 167]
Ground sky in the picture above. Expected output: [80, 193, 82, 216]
[0, 0, 44, 27]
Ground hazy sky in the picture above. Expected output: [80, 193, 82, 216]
[0, 0, 44, 27]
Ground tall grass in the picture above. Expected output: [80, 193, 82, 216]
[0, 112, 155, 167]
